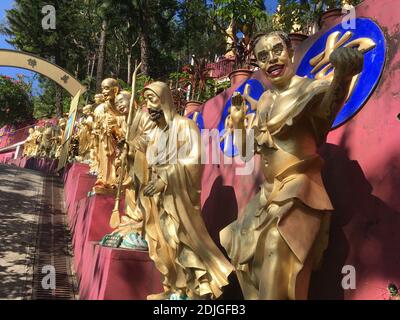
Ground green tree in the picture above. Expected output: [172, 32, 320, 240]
[211, 0, 269, 68]
[4, 0, 94, 116]
[0, 75, 34, 127]
[275, 0, 363, 33]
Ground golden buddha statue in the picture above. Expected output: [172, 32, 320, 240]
[23, 128, 36, 157]
[75, 104, 94, 163]
[92, 78, 126, 194]
[101, 90, 155, 249]
[220, 31, 364, 300]
[142, 81, 234, 300]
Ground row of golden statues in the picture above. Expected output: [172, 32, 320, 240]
[23, 31, 364, 300]
[23, 117, 67, 159]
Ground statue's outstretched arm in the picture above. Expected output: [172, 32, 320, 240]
[319, 47, 364, 126]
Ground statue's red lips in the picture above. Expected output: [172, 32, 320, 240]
[267, 64, 284, 77]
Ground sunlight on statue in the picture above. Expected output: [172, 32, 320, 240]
[220, 31, 364, 300]
[142, 81, 234, 300]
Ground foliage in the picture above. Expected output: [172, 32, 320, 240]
[0, 75, 34, 127]
[180, 57, 215, 102]
[32, 77, 71, 119]
[1, 0, 279, 118]
[274, 0, 364, 34]
[211, 0, 269, 69]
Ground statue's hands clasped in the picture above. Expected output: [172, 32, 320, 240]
[330, 47, 364, 82]
[143, 178, 166, 197]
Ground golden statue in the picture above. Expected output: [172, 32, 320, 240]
[92, 79, 126, 194]
[32, 126, 44, 157]
[88, 94, 105, 174]
[23, 128, 36, 157]
[142, 81, 234, 300]
[101, 90, 155, 249]
[220, 31, 364, 300]
[38, 123, 56, 158]
[54, 117, 67, 159]
[75, 104, 94, 163]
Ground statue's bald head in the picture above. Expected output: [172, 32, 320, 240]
[101, 78, 119, 88]
[101, 78, 120, 102]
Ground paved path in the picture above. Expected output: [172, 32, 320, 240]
[0, 164, 77, 299]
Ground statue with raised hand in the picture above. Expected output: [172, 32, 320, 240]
[220, 31, 363, 300]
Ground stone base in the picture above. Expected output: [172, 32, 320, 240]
[79, 243, 163, 300]
[66, 173, 96, 224]
[64, 162, 90, 207]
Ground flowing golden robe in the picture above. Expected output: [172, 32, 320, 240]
[144, 82, 233, 299]
[114, 109, 155, 237]
[76, 114, 94, 162]
[93, 102, 126, 191]
[33, 128, 43, 157]
[23, 130, 35, 157]
[220, 76, 334, 299]
[39, 126, 55, 158]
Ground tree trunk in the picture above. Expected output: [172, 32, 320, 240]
[138, 3, 151, 76]
[55, 85, 63, 118]
[96, 19, 107, 92]
[52, 53, 63, 117]
[127, 50, 132, 84]
[139, 31, 150, 76]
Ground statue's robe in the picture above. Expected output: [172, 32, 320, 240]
[77, 115, 94, 162]
[115, 108, 155, 236]
[146, 114, 233, 299]
[93, 102, 125, 190]
[220, 76, 335, 299]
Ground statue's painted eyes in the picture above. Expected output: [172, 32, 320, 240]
[272, 44, 283, 56]
[257, 50, 268, 63]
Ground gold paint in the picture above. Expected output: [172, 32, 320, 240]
[75, 104, 94, 162]
[91, 79, 126, 194]
[143, 82, 234, 300]
[88, 94, 105, 174]
[107, 89, 156, 240]
[221, 32, 363, 299]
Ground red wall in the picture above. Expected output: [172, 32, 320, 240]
[200, 0, 400, 300]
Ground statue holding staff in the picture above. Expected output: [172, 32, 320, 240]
[142, 81, 234, 300]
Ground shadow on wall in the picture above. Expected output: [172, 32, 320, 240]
[309, 143, 400, 300]
[201, 175, 244, 300]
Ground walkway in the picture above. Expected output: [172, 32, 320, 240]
[0, 164, 77, 299]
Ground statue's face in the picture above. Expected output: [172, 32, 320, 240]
[83, 105, 92, 115]
[143, 90, 161, 111]
[255, 34, 294, 88]
[115, 94, 130, 115]
[101, 80, 118, 101]
[95, 94, 104, 105]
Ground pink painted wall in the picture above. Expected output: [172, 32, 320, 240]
[200, 0, 400, 300]
[0, 118, 58, 151]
